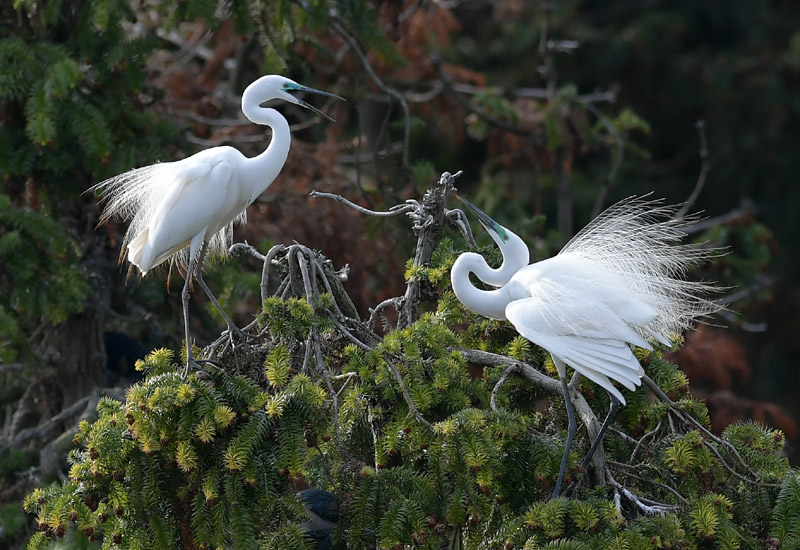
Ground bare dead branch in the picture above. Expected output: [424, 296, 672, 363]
[585, 100, 625, 218]
[328, 15, 411, 170]
[309, 190, 415, 217]
[262, 244, 287, 303]
[608, 461, 689, 506]
[606, 471, 679, 515]
[398, 172, 461, 327]
[490, 365, 516, 412]
[676, 120, 710, 218]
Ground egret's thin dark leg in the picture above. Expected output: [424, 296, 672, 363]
[195, 273, 245, 339]
[554, 375, 577, 498]
[581, 396, 620, 469]
[182, 257, 196, 375]
[192, 245, 247, 346]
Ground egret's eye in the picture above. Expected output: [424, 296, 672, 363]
[282, 83, 289, 89]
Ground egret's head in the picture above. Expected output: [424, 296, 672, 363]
[245, 75, 344, 122]
[455, 195, 530, 286]
[458, 196, 512, 246]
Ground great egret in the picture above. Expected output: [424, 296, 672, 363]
[452, 196, 719, 497]
[91, 75, 343, 369]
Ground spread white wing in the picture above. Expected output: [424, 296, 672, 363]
[504, 256, 664, 404]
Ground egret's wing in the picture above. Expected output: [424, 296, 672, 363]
[130, 160, 234, 271]
[559, 196, 721, 336]
[505, 274, 649, 404]
[511, 262, 657, 347]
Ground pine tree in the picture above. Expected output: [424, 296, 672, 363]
[24, 175, 797, 549]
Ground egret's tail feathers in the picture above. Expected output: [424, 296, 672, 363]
[566, 361, 628, 405]
[127, 230, 149, 271]
[561, 341, 642, 390]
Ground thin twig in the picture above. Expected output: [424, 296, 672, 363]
[314, 334, 346, 456]
[262, 245, 287, 303]
[609, 460, 689, 506]
[676, 120, 710, 218]
[445, 208, 478, 248]
[383, 357, 433, 430]
[490, 365, 516, 412]
[311, 260, 344, 317]
[295, 247, 315, 303]
[606, 471, 679, 515]
[309, 190, 415, 217]
[328, 15, 411, 170]
[609, 427, 639, 445]
[368, 406, 380, 471]
[368, 298, 402, 331]
[584, 100, 625, 218]
[628, 418, 663, 463]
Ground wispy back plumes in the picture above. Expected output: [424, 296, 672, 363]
[88, 163, 239, 272]
[560, 196, 723, 339]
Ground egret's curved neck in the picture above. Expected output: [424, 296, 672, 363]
[451, 253, 512, 320]
[240, 100, 292, 203]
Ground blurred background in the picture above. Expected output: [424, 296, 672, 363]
[1, 0, 798, 543]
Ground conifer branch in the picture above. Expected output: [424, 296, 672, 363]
[606, 471, 679, 515]
[456, 347, 607, 488]
[608, 461, 689, 506]
[383, 357, 434, 430]
[642, 374, 772, 486]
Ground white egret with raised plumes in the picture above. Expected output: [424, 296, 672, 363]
[451, 196, 719, 497]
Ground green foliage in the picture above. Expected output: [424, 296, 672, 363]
[0, 0, 179, 365]
[0, 503, 26, 538]
[0, 194, 88, 362]
[26, 289, 797, 549]
[770, 473, 800, 547]
[24, 346, 328, 549]
[265, 345, 292, 388]
[11, 2, 799, 548]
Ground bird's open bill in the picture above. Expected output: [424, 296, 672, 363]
[290, 85, 345, 122]
[457, 195, 509, 243]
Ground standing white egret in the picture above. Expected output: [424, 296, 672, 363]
[91, 75, 343, 369]
[452, 196, 720, 497]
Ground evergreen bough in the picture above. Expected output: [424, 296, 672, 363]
[24, 180, 797, 550]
